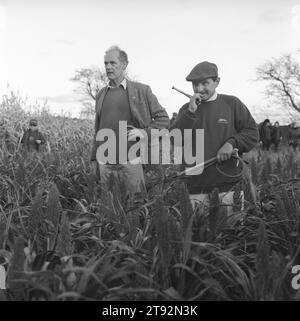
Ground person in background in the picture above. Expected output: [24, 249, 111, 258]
[259, 119, 272, 151]
[271, 121, 282, 151]
[21, 118, 46, 152]
[170, 112, 178, 127]
[288, 122, 300, 152]
[0, 120, 12, 152]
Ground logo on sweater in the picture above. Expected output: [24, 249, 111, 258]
[217, 118, 228, 124]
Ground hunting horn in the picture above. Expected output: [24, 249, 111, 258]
[172, 86, 201, 106]
[172, 86, 192, 99]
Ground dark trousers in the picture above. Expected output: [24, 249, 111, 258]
[273, 140, 280, 151]
[289, 141, 299, 151]
[262, 140, 271, 151]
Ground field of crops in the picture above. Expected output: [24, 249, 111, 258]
[1, 93, 300, 301]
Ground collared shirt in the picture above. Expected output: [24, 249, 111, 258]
[206, 91, 218, 102]
[108, 78, 127, 90]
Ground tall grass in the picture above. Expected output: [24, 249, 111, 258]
[1, 91, 300, 300]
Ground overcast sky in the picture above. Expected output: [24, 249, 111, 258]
[1, 0, 300, 122]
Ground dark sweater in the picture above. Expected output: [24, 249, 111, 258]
[171, 94, 258, 193]
[259, 125, 271, 142]
[271, 126, 281, 142]
[99, 87, 135, 163]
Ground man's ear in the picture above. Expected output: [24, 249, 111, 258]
[215, 77, 220, 87]
[122, 62, 128, 70]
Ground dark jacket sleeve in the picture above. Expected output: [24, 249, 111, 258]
[169, 103, 197, 131]
[226, 98, 259, 153]
[168, 104, 198, 147]
[143, 85, 170, 135]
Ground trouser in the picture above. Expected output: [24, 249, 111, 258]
[262, 140, 271, 150]
[289, 141, 299, 151]
[189, 190, 244, 216]
[273, 140, 280, 151]
[98, 160, 146, 196]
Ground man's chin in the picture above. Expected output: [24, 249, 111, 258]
[201, 94, 212, 101]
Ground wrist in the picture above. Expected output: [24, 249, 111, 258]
[226, 138, 237, 149]
[187, 104, 196, 113]
[186, 109, 197, 119]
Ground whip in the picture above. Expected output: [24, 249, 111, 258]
[148, 149, 245, 188]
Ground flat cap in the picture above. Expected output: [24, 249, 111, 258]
[186, 61, 218, 82]
[29, 118, 38, 126]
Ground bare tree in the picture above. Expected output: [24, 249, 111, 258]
[70, 66, 108, 118]
[256, 50, 300, 115]
[70, 66, 108, 100]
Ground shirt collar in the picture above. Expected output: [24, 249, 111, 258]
[206, 91, 218, 102]
[108, 78, 127, 90]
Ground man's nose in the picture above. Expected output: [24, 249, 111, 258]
[195, 84, 205, 93]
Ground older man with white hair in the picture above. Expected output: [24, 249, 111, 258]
[91, 46, 169, 197]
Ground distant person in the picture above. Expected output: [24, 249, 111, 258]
[271, 121, 282, 151]
[170, 112, 178, 127]
[0, 120, 12, 152]
[21, 119, 46, 152]
[259, 119, 272, 150]
[288, 122, 300, 151]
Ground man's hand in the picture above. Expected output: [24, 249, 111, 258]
[127, 128, 145, 141]
[36, 140, 42, 144]
[217, 142, 234, 162]
[188, 94, 202, 113]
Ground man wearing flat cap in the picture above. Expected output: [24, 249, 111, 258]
[171, 61, 258, 214]
[21, 118, 46, 152]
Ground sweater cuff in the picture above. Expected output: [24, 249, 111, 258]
[227, 137, 237, 149]
[185, 109, 197, 119]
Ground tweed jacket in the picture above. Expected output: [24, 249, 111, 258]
[90, 80, 170, 161]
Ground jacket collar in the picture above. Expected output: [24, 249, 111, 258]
[126, 80, 139, 124]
